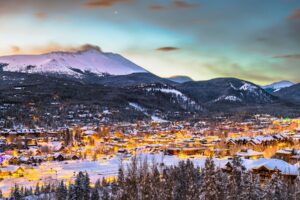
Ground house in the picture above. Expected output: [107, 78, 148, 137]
[53, 153, 65, 161]
[0, 166, 25, 177]
[235, 149, 264, 160]
[244, 158, 299, 182]
[274, 149, 300, 164]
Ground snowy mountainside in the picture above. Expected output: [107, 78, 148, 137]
[262, 81, 294, 93]
[0, 49, 147, 77]
[178, 78, 277, 105]
[137, 83, 203, 111]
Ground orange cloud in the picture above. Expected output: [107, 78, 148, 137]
[84, 0, 133, 8]
[288, 9, 300, 20]
[156, 47, 180, 52]
[5, 43, 102, 55]
[149, 5, 165, 11]
[10, 46, 21, 53]
[35, 12, 48, 20]
[173, 1, 198, 9]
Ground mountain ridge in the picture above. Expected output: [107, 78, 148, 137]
[0, 49, 148, 77]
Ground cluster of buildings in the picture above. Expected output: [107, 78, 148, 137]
[0, 115, 298, 182]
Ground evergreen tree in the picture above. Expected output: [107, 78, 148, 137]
[263, 171, 287, 200]
[68, 184, 77, 200]
[56, 180, 67, 200]
[240, 172, 262, 200]
[215, 168, 228, 200]
[200, 158, 218, 200]
[34, 183, 40, 195]
[11, 185, 22, 200]
[91, 188, 100, 200]
[227, 156, 244, 200]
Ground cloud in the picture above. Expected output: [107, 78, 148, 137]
[288, 9, 300, 20]
[273, 54, 300, 60]
[84, 0, 133, 8]
[5, 43, 102, 55]
[35, 12, 48, 20]
[204, 58, 285, 84]
[10, 46, 21, 53]
[149, 5, 165, 11]
[156, 47, 180, 52]
[173, 1, 198, 9]
[149, 1, 198, 11]
[76, 44, 102, 52]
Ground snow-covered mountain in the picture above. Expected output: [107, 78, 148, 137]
[262, 81, 294, 93]
[167, 75, 193, 83]
[177, 78, 277, 106]
[0, 48, 147, 77]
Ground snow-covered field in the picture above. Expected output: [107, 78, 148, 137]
[0, 154, 224, 195]
[1, 153, 297, 196]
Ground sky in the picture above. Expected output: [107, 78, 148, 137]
[0, 0, 300, 84]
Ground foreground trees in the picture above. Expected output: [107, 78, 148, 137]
[9, 157, 300, 200]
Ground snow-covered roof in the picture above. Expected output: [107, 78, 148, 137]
[243, 158, 299, 176]
[236, 149, 264, 157]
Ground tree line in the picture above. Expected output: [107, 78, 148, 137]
[8, 157, 300, 200]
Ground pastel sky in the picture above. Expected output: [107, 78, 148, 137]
[1, 0, 300, 84]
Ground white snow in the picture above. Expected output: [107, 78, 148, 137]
[213, 95, 242, 103]
[0, 49, 147, 76]
[147, 88, 184, 97]
[129, 102, 146, 112]
[236, 149, 264, 157]
[151, 116, 168, 123]
[263, 81, 294, 92]
[242, 158, 299, 176]
[146, 87, 191, 102]
[0, 154, 298, 196]
[239, 82, 257, 92]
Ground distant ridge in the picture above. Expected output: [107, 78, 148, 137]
[167, 75, 193, 83]
[263, 80, 294, 93]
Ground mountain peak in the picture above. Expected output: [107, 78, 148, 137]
[262, 80, 294, 92]
[0, 49, 147, 76]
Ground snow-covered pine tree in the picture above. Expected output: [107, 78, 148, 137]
[11, 185, 22, 200]
[68, 184, 77, 200]
[83, 172, 91, 200]
[263, 170, 287, 200]
[200, 157, 218, 200]
[56, 180, 67, 200]
[215, 168, 228, 199]
[160, 168, 174, 200]
[34, 183, 40, 196]
[227, 156, 244, 200]
[90, 187, 100, 200]
[240, 172, 262, 200]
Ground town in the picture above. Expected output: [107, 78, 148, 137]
[0, 114, 300, 197]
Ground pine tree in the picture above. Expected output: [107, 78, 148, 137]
[91, 188, 100, 200]
[34, 183, 40, 196]
[215, 168, 228, 200]
[83, 172, 91, 200]
[240, 172, 262, 200]
[56, 180, 67, 200]
[263, 170, 287, 200]
[68, 184, 77, 200]
[11, 185, 22, 200]
[150, 165, 161, 200]
[160, 168, 173, 200]
[227, 156, 244, 200]
[200, 158, 218, 200]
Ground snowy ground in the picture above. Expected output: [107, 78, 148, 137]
[0, 154, 227, 196]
